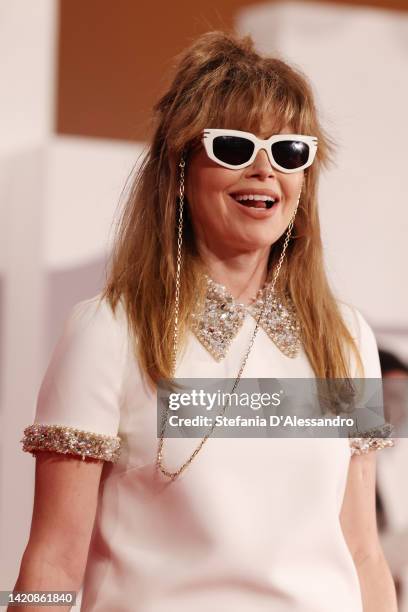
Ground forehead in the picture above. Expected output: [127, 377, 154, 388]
[219, 113, 294, 138]
[223, 123, 293, 141]
[256, 123, 293, 138]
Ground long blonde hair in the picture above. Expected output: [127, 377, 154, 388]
[101, 30, 363, 393]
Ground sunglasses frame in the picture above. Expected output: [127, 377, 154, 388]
[202, 128, 318, 173]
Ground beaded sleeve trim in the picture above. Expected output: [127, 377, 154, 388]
[190, 274, 301, 361]
[21, 424, 121, 463]
[349, 423, 395, 455]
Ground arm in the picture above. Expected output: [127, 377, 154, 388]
[9, 451, 104, 612]
[12, 296, 126, 610]
[340, 450, 398, 612]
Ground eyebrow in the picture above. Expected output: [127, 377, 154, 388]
[260, 126, 292, 137]
[262, 132, 287, 139]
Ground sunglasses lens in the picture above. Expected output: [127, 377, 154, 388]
[272, 140, 309, 170]
[213, 136, 255, 166]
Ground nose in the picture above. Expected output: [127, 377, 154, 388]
[246, 147, 275, 178]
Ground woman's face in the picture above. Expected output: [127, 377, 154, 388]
[185, 123, 305, 257]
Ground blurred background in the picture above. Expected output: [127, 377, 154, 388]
[0, 0, 407, 609]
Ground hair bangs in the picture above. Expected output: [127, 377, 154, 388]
[184, 70, 315, 154]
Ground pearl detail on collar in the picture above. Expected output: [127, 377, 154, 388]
[190, 274, 301, 361]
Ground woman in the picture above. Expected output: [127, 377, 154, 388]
[14, 31, 397, 612]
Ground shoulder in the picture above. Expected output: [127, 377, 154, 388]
[39, 292, 130, 406]
[62, 292, 129, 358]
[336, 300, 381, 378]
[336, 299, 378, 351]
[68, 292, 127, 335]
[336, 300, 374, 342]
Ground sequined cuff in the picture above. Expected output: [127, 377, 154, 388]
[349, 423, 395, 456]
[21, 424, 121, 463]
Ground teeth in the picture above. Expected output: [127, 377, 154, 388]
[233, 194, 276, 202]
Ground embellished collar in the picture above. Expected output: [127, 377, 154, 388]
[190, 273, 301, 362]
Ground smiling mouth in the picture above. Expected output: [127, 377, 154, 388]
[229, 195, 278, 210]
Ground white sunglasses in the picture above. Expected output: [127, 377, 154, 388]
[202, 128, 318, 173]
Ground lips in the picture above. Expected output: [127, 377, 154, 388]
[227, 194, 280, 218]
[241, 200, 274, 209]
[229, 189, 281, 209]
[229, 194, 278, 210]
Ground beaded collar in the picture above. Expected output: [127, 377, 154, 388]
[190, 273, 301, 362]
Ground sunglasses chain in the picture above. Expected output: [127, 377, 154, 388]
[156, 153, 304, 480]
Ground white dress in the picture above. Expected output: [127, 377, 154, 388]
[21, 290, 394, 612]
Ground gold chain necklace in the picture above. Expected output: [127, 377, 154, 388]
[155, 155, 303, 480]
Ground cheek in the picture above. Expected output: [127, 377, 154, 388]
[281, 173, 304, 204]
[186, 166, 237, 213]
[197, 166, 237, 194]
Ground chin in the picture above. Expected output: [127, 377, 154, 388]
[234, 233, 276, 250]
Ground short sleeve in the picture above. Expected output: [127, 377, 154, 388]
[20, 294, 128, 463]
[338, 302, 395, 456]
